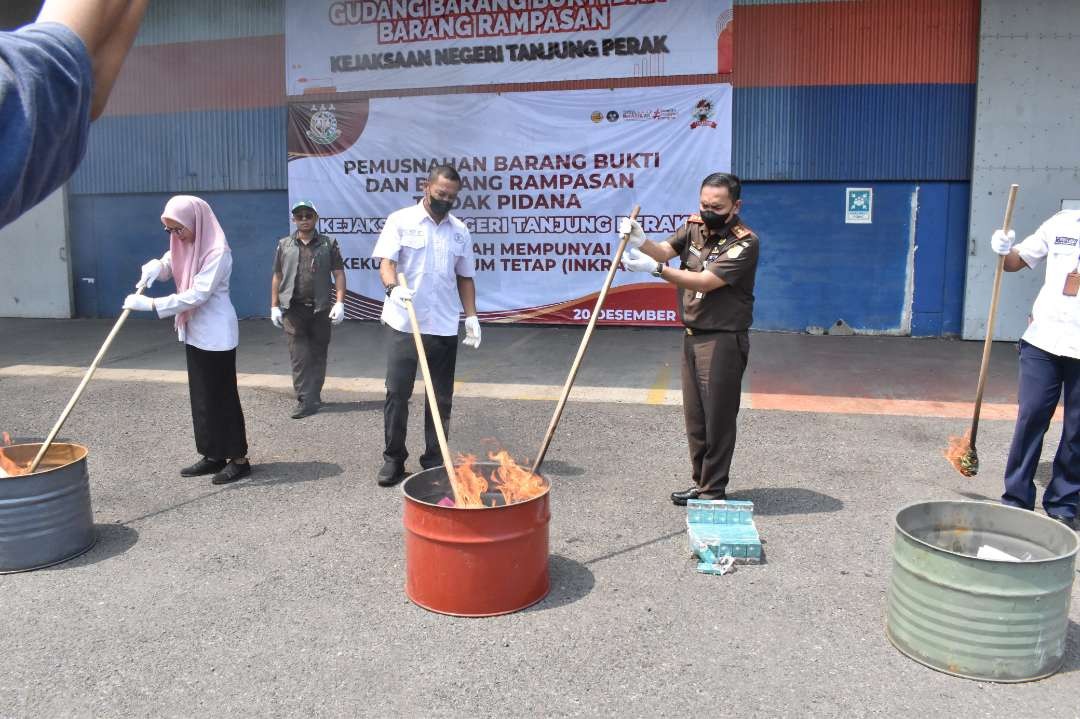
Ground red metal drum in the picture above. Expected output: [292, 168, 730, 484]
[402, 463, 550, 617]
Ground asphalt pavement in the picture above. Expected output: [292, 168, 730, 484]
[0, 318, 1076, 718]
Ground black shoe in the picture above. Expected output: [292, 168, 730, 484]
[1048, 513, 1078, 531]
[211, 460, 251, 485]
[181, 457, 227, 477]
[377, 462, 406, 487]
[671, 486, 702, 506]
[291, 403, 319, 419]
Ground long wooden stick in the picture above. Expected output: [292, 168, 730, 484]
[530, 205, 641, 475]
[28, 284, 146, 474]
[969, 183, 1019, 448]
[397, 273, 461, 505]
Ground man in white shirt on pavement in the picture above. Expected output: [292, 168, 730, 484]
[371, 165, 481, 487]
[991, 208, 1080, 529]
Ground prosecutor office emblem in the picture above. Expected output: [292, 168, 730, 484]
[690, 98, 717, 130]
[306, 104, 341, 145]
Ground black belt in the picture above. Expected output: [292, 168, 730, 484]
[685, 327, 725, 336]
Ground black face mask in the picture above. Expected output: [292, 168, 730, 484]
[699, 209, 731, 231]
[428, 197, 453, 215]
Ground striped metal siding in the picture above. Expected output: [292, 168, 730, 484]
[731, 0, 979, 181]
[733, 84, 976, 181]
[69, 0, 285, 195]
[133, 0, 283, 46]
[71, 107, 286, 194]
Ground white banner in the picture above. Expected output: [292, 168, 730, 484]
[287, 84, 732, 325]
[285, 0, 734, 96]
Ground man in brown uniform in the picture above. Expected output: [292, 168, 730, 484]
[619, 173, 759, 505]
[270, 200, 347, 418]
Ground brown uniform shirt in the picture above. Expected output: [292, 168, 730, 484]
[666, 214, 759, 331]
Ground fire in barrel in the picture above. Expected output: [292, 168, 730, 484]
[402, 451, 551, 616]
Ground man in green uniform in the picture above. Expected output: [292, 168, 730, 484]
[270, 200, 347, 418]
[619, 173, 760, 505]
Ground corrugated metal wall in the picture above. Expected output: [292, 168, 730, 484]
[70, 0, 977, 194]
[62, 0, 979, 333]
[69, 0, 285, 195]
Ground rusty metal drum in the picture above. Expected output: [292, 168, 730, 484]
[887, 500, 1078, 682]
[402, 463, 551, 617]
[0, 443, 95, 573]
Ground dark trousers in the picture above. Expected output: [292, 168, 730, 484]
[284, 303, 332, 407]
[383, 327, 458, 470]
[682, 330, 749, 497]
[185, 344, 248, 460]
[1002, 340, 1080, 518]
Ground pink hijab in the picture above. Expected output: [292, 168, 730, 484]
[161, 195, 230, 330]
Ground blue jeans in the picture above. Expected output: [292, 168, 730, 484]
[1002, 340, 1080, 518]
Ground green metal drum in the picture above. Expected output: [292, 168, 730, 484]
[887, 500, 1078, 682]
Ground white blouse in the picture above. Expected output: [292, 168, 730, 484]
[153, 249, 240, 351]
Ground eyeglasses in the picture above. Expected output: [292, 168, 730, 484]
[293, 213, 315, 221]
[162, 226, 186, 235]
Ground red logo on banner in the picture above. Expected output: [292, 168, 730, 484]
[690, 98, 717, 130]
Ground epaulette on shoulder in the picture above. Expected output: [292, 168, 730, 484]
[687, 214, 704, 224]
[731, 223, 753, 239]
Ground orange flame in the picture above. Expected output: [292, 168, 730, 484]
[0, 433, 29, 477]
[451, 454, 490, 507]
[448, 450, 546, 508]
[944, 430, 977, 477]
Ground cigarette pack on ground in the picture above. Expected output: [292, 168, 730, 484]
[687, 499, 763, 570]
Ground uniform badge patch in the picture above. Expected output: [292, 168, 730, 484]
[1054, 236, 1078, 247]
[727, 241, 747, 259]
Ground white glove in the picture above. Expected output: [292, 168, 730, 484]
[621, 248, 658, 273]
[389, 285, 414, 308]
[138, 258, 163, 289]
[618, 217, 646, 250]
[123, 294, 154, 312]
[463, 316, 481, 349]
[990, 229, 1015, 256]
[329, 301, 345, 325]
[271, 306, 283, 328]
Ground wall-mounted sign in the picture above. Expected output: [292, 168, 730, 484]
[845, 187, 873, 224]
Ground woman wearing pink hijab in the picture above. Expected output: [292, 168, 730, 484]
[123, 195, 251, 484]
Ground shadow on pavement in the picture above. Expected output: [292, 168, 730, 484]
[583, 529, 686, 566]
[318, 400, 382, 414]
[535, 459, 586, 477]
[118, 462, 344, 526]
[954, 490, 997, 502]
[525, 554, 595, 612]
[1052, 620, 1080, 676]
[731, 487, 843, 515]
[243, 461, 344, 486]
[46, 523, 139, 570]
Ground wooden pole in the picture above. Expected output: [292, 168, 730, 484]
[28, 285, 146, 474]
[397, 273, 461, 505]
[968, 183, 1019, 450]
[530, 205, 641, 476]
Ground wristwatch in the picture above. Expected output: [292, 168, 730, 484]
[651, 262, 664, 278]
[385, 283, 397, 297]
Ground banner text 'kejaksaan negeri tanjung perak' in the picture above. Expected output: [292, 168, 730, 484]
[286, 85, 732, 324]
[287, 0, 730, 93]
